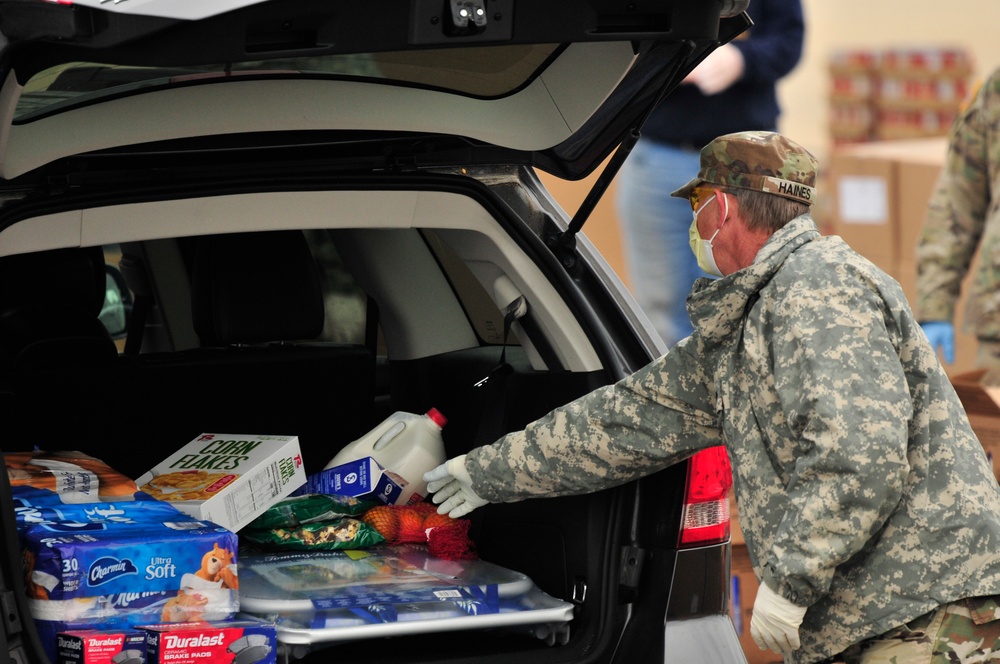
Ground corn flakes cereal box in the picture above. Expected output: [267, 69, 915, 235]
[135, 434, 306, 532]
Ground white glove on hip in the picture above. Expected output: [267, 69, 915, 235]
[750, 581, 808, 655]
[423, 454, 489, 518]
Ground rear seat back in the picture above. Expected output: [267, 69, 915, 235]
[0, 246, 117, 372]
[0, 234, 375, 479]
[191, 232, 325, 347]
[0, 247, 124, 458]
[135, 230, 375, 475]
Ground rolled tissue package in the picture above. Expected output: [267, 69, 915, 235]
[5, 450, 146, 503]
[18, 497, 239, 661]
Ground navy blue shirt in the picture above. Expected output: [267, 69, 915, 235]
[640, 0, 805, 148]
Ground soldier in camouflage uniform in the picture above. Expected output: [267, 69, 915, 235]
[425, 131, 1000, 663]
[917, 66, 1000, 368]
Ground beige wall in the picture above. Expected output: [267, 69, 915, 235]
[780, 0, 1000, 162]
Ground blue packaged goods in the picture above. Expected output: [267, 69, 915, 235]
[143, 618, 276, 664]
[294, 457, 404, 505]
[56, 628, 146, 664]
[20, 502, 239, 601]
[20, 498, 239, 661]
[12, 489, 173, 532]
[238, 544, 573, 652]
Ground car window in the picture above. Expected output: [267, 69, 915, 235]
[305, 229, 369, 345]
[99, 244, 131, 350]
[307, 228, 516, 350]
[15, 44, 560, 121]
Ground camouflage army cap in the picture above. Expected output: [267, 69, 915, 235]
[670, 131, 818, 205]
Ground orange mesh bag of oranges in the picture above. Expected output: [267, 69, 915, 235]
[362, 503, 476, 560]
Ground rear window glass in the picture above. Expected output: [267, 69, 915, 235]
[15, 44, 559, 121]
[305, 229, 370, 345]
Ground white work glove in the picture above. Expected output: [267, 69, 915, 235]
[750, 581, 808, 655]
[683, 43, 745, 95]
[424, 454, 489, 518]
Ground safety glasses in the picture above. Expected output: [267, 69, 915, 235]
[688, 185, 716, 211]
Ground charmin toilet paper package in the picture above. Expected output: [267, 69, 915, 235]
[12, 490, 175, 532]
[19, 501, 238, 601]
[19, 498, 239, 662]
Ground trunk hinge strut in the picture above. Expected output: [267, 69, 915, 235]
[546, 40, 698, 274]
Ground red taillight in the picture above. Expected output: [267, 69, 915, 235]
[679, 446, 733, 547]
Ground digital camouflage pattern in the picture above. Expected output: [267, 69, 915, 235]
[916, 67, 1000, 340]
[465, 215, 1000, 663]
[671, 130, 817, 205]
[839, 595, 1000, 663]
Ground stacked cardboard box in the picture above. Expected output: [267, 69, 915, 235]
[875, 48, 974, 141]
[828, 47, 973, 145]
[829, 49, 880, 145]
[951, 370, 1000, 483]
[824, 137, 979, 376]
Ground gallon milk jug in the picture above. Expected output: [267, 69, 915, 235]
[324, 408, 447, 505]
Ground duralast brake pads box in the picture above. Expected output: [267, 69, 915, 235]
[143, 619, 276, 664]
[135, 434, 306, 532]
[57, 629, 146, 664]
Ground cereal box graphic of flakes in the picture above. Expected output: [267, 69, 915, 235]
[136, 434, 306, 532]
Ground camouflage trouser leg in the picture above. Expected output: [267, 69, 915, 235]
[842, 596, 1000, 663]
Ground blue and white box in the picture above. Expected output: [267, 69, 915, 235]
[296, 457, 404, 505]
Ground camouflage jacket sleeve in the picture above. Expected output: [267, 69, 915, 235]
[914, 71, 994, 323]
[758, 273, 913, 607]
[465, 337, 724, 503]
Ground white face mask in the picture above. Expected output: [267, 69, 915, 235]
[687, 193, 729, 278]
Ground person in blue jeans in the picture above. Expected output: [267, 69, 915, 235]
[616, 0, 805, 347]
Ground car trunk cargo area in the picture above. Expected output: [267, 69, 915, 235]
[1, 347, 632, 663]
[0, 174, 729, 662]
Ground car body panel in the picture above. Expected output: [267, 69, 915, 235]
[0, 0, 751, 181]
[0, 2, 748, 662]
[0, 41, 638, 179]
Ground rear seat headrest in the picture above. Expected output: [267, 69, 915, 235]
[0, 246, 107, 317]
[191, 231, 325, 346]
[0, 246, 117, 371]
